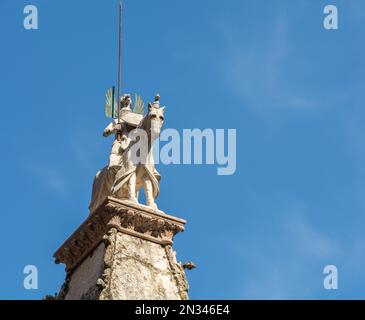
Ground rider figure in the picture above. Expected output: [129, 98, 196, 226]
[103, 94, 132, 168]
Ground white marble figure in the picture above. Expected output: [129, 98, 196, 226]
[102, 95, 132, 167]
[89, 94, 165, 213]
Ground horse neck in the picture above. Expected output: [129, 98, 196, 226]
[139, 114, 160, 150]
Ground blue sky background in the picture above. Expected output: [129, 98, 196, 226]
[1, 0, 365, 299]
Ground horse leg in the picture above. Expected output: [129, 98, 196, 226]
[128, 172, 138, 203]
[143, 175, 157, 210]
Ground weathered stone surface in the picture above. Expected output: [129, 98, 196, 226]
[54, 197, 186, 273]
[64, 243, 105, 300]
[99, 230, 188, 300]
[54, 199, 189, 300]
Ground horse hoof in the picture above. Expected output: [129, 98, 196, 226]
[129, 197, 138, 204]
[148, 203, 158, 210]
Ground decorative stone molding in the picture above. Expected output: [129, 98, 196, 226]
[54, 197, 186, 273]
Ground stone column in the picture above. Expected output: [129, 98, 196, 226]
[53, 197, 189, 300]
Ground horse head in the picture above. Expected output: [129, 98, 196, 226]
[143, 94, 165, 141]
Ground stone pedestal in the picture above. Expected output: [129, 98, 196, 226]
[54, 197, 189, 300]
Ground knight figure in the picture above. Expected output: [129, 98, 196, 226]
[89, 93, 165, 213]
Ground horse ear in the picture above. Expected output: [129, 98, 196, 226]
[148, 103, 153, 111]
[160, 106, 165, 113]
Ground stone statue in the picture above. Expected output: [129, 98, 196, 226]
[89, 94, 165, 213]
[102, 94, 133, 167]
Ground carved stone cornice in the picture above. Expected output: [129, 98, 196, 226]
[53, 197, 186, 273]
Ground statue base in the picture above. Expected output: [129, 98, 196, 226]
[53, 197, 189, 300]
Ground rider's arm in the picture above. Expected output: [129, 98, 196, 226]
[103, 122, 114, 137]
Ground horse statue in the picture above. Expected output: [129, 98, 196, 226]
[89, 94, 165, 213]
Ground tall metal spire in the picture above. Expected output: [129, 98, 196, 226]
[117, 0, 123, 123]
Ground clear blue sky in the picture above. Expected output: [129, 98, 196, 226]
[1, 0, 365, 299]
